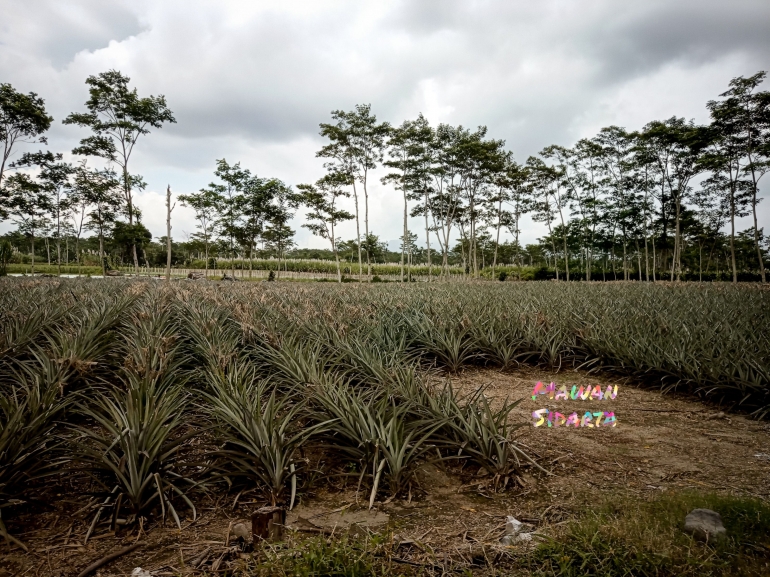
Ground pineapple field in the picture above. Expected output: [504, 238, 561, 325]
[1, 278, 769, 576]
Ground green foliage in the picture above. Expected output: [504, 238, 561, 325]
[0, 277, 768, 553]
[5, 264, 104, 275]
[0, 364, 67, 549]
[204, 373, 323, 506]
[309, 382, 443, 504]
[72, 374, 195, 530]
[528, 492, 770, 577]
[0, 241, 11, 276]
[246, 534, 416, 576]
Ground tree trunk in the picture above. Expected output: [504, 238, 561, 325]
[204, 236, 209, 280]
[750, 185, 765, 283]
[401, 183, 406, 282]
[363, 173, 371, 281]
[729, 183, 737, 284]
[352, 181, 362, 279]
[331, 217, 341, 284]
[425, 188, 431, 281]
[165, 185, 173, 283]
[492, 196, 502, 279]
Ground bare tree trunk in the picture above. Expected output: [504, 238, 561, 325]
[750, 186, 765, 283]
[352, 181, 362, 279]
[331, 217, 341, 284]
[362, 170, 371, 281]
[729, 184, 737, 284]
[492, 195, 502, 279]
[165, 185, 173, 282]
[204, 236, 209, 280]
[425, 188, 431, 282]
[56, 205, 61, 277]
[402, 185, 407, 282]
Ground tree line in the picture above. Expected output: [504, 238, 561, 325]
[1, 70, 768, 282]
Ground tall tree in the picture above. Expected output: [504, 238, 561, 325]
[428, 124, 464, 278]
[178, 187, 220, 279]
[642, 118, 708, 281]
[202, 159, 250, 278]
[318, 104, 389, 280]
[69, 162, 119, 276]
[526, 156, 561, 279]
[64, 70, 175, 272]
[383, 114, 433, 281]
[541, 145, 577, 280]
[500, 159, 531, 279]
[456, 127, 506, 277]
[708, 72, 769, 283]
[0, 83, 52, 209]
[264, 184, 297, 278]
[12, 151, 74, 276]
[237, 176, 286, 278]
[296, 172, 354, 283]
[5, 173, 50, 274]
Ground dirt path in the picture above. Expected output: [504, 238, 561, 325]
[2, 368, 769, 576]
[456, 366, 770, 500]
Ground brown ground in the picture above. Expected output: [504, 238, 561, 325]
[2, 367, 769, 576]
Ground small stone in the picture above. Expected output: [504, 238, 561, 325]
[131, 569, 153, 577]
[230, 522, 251, 540]
[504, 516, 523, 535]
[706, 412, 726, 420]
[684, 509, 726, 542]
[500, 532, 533, 546]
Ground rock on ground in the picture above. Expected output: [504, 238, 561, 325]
[684, 508, 726, 542]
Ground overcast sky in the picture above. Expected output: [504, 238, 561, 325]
[1, 0, 769, 249]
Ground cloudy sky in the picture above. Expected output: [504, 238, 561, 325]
[1, 0, 769, 248]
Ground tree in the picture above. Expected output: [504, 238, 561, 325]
[400, 231, 420, 279]
[178, 188, 220, 279]
[455, 127, 506, 277]
[500, 160, 531, 279]
[12, 151, 74, 276]
[76, 166, 122, 276]
[238, 176, 275, 278]
[641, 118, 708, 281]
[318, 104, 389, 280]
[0, 83, 52, 212]
[383, 114, 433, 281]
[708, 71, 769, 283]
[5, 173, 50, 274]
[526, 156, 561, 279]
[428, 124, 464, 278]
[263, 185, 297, 278]
[202, 159, 250, 278]
[296, 172, 354, 283]
[165, 185, 175, 282]
[64, 70, 175, 272]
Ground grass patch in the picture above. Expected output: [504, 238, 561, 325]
[526, 491, 770, 576]
[237, 534, 422, 576]
[6, 264, 104, 275]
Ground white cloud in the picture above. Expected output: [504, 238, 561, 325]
[1, 0, 768, 246]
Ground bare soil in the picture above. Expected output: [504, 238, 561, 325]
[3, 367, 769, 576]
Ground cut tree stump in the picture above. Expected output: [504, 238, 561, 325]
[251, 506, 285, 542]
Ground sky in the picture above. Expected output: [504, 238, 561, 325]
[1, 0, 769, 250]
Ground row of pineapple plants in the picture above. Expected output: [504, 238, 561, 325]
[0, 279, 767, 548]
